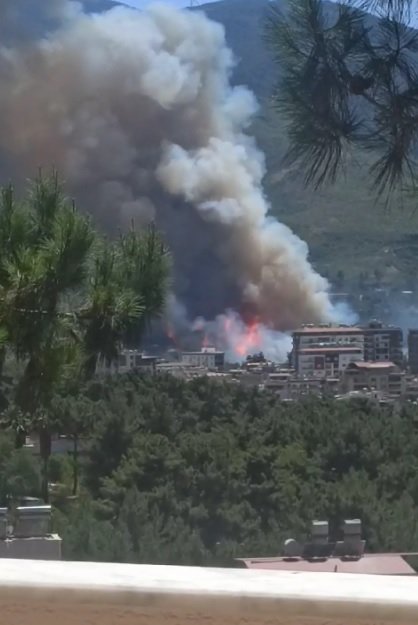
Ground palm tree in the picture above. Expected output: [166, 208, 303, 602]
[268, 0, 418, 195]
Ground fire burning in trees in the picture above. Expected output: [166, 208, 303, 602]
[169, 308, 293, 362]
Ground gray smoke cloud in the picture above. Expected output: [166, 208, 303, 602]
[0, 0, 346, 356]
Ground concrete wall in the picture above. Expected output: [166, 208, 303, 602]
[0, 535, 61, 560]
[0, 560, 416, 625]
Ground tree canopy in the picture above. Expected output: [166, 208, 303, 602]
[28, 374, 418, 566]
[0, 173, 170, 500]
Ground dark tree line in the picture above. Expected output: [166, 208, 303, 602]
[4, 372, 417, 565]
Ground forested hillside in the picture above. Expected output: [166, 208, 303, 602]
[197, 0, 418, 290]
[3, 373, 418, 564]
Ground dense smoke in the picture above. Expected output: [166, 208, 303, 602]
[0, 0, 344, 358]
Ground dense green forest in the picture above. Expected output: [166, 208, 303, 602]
[2, 372, 418, 565]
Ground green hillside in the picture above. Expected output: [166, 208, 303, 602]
[198, 0, 418, 288]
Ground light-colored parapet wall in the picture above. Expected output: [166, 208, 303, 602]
[0, 559, 417, 625]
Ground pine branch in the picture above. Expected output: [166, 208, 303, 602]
[268, 0, 418, 195]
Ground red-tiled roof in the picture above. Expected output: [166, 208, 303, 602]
[238, 554, 416, 575]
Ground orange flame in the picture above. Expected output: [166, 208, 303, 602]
[236, 319, 262, 357]
[166, 323, 177, 346]
[222, 315, 262, 357]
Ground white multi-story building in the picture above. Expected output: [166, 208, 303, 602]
[292, 326, 365, 377]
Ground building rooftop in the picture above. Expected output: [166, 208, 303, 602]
[182, 349, 224, 356]
[295, 326, 363, 334]
[237, 554, 416, 575]
[347, 361, 396, 370]
[299, 347, 363, 354]
[1, 560, 418, 624]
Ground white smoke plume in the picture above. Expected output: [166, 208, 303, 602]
[192, 310, 293, 363]
[0, 0, 348, 358]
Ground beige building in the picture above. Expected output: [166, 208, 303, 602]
[292, 326, 365, 377]
[297, 346, 363, 378]
[342, 361, 405, 396]
[264, 371, 339, 399]
[292, 324, 404, 377]
[180, 347, 225, 370]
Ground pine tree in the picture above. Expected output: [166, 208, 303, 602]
[268, 0, 418, 195]
[0, 173, 170, 501]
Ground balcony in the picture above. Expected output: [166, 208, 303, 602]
[0, 559, 416, 625]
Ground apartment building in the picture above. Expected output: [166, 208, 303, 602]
[364, 321, 403, 366]
[264, 371, 339, 399]
[181, 347, 225, 370]
[298, 347, 364, 378]
[292, 323, 403, 377]
[292, 326, 364, 377]
[342, 361, 405, 397]
[408, 329, 418, 374]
